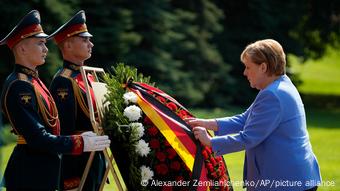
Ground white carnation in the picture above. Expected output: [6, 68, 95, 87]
[123, 92, 138, 105]
[135, 139, 150, 157]
[123, 105, 142, 121]
[130, 122, 145, 139]
[140, 165, 154, 181]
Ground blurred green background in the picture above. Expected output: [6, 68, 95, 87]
[1, 0, 340, 190]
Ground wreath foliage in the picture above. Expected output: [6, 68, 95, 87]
[102, 63, 231, 191]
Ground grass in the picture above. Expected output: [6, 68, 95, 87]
[289, 46, 340, 95]
[308, 129, 340, 190]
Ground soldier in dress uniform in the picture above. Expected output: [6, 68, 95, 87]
[48, 10, 106, 191]
[0, 10, 110, 191]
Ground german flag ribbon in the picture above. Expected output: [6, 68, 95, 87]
[127, 82, 209, 191]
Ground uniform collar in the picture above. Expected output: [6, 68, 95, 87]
[15, 64, 39, 78]
[63, 60, 82, 71]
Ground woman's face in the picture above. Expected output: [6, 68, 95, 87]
[242, 55, 268, 90]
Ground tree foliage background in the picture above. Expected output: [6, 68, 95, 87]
[1, 0, 340, 108]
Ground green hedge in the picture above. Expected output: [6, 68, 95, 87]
[302, 93, 340, 109]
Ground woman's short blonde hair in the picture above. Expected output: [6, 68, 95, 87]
[240, 39, 286, 76]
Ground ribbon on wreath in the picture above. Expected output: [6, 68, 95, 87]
[127, 81, 210, 191]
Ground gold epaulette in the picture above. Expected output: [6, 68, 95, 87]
[60, 68, 73, 78]
[17, 73, 30, 82]
[17, 135, 27, 144]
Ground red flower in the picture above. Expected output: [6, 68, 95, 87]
[156, 152, 167, 162]
[170, 161, 181, 171]
[150, 139, 160, 149]
[162, 186, 173, 191]
[201, 146, 230, 188]
[218, 165, 225, 173]
[216, 169, 221, 177]
[164, 140, 171, 147]
[210, 157, 217, 166]
[178, 109, 189, 119]
[144, 117, 153, 125]
[202, 149, 209, 160]
[166, 102, 177, 112]
[206, 163, 214, 172]
[219, 186, 226, 191]
[204, 146, 212, 154]
[211, 171, 218, 179]
[167, 148, 177, 159]
[147, 126, 159, 136]
[176, 176, 184, 182]
[157, 96, 166, 103]
[155, 163, 168, 175]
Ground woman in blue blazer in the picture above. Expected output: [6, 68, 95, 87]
[185, 39, 321, 191]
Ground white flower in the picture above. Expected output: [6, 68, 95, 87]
[123, 92, 138, 105]
[135, 139, 150, 157]
[123, 105, 142, 121]
[140, 165, 154, 181]
[130, 122, 145, 139]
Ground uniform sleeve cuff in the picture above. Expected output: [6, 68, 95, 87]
[70, 135, 83, 155]
[64, 177, 81, 190]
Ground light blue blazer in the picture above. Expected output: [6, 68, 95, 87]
[212, 75, 321, 191]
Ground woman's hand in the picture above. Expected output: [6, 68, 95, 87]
[184, 118, 218, 131]
[193, 126, 212, 147]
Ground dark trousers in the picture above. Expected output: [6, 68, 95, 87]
[305, 186, 318, 191]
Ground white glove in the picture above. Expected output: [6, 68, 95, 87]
[81, 131, 111, 152]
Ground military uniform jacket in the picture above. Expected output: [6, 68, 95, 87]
[50, 60, 105, 190]
[0, 64, 83, 190]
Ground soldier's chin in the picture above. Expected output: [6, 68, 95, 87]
[85, 54, 91, 60]
[37, 59, 45, 66]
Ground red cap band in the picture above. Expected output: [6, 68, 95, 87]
[54, 23, 88, 44]
[7, 24, 44, 49]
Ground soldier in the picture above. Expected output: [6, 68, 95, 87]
[0, 10, 110, 191]
[48, 11, 106, 191]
